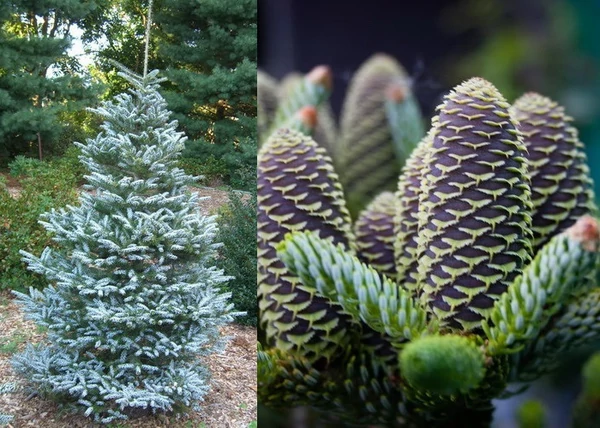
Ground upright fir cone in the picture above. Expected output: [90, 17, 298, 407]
[354, 191, 397, 279]
[337, 54, 410, 218]
[257, 128, 355, 366]
[394, 132, 433, 291]
[258, 70, 279, 141]
[511, 92, 595, 252]
[417, 77, 533, 332]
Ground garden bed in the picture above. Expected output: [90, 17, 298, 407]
[1, 172, 237, 216]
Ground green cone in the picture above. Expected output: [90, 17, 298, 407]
[400, 335, 486, 396]
[337, 54, 412, 218]
[516, 399, 547, 428]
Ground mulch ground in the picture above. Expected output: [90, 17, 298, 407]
[0, 183, 257, 427]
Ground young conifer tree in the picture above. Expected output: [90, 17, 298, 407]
[0, 383, 15, 425]
[12, 67, 239, 423]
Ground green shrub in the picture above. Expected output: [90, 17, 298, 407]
[0, 170, 78, 292]
[177, 155, 229, 186]
[216, 191, 257, 326]
[182, 136, 257, 191]
[228, 136, 257, 192]
[8, 156, 49, 178]
[48, 145, 86, 185]
[53, 106, 104, 157]
[9, 146, 85, 183]
[229, 161, 256, 192]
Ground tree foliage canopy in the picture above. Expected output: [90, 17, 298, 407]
[83, 0, 257, 147]
[0, 0, 100, 162]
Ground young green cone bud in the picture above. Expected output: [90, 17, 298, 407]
[516, 399, 547, 428]
[400, 335, 486, 396]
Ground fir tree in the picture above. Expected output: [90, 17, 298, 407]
[0, 383, 16, 425]
[157, 0, 257, 189]
[12, 67, 240, 424]
[157, 0, 257, 147]
[0, 0, 98, 163]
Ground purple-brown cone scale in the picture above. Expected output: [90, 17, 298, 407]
[257, 128, 355, 366]
[354, 191, 397, 279]
[416, 77, 533, 332]
[394, 133, 433, 291]
[511, 92, 595, 252]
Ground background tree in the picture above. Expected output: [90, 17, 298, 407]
[216, 191, 258, 326]
[158, 0, 257, 144]
[0, 0, 100, 163]
[82, 0, 257, 189]
[81, 0, 166, 97]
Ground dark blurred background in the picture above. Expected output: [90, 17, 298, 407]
[258, 0, 600, 197]
[258, 0, 600, 426]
